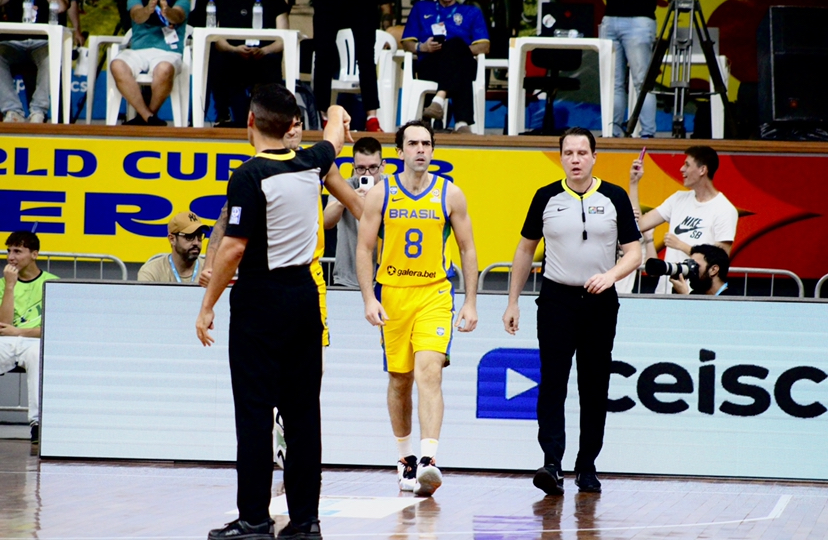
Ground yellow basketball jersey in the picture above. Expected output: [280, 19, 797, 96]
[376, 174, 453, 287]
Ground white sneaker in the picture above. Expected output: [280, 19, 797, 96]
[414, 456, 442, 497]
[397, 455, 418, 492]
[3, 110, 26, 123]
[28, 111, 46, 123]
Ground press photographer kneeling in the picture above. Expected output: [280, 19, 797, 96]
[645, 244, 734, 296]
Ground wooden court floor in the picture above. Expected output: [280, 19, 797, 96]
[1, 440, 827, 540]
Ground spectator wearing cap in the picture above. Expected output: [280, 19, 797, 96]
[138, 212, 210, 282]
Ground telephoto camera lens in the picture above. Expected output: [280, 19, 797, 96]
[644, 258, 700, 279]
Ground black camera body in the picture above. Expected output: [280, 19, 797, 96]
[645, 258, 700, 280]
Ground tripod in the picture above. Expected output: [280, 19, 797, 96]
[625, 0, 735, 138]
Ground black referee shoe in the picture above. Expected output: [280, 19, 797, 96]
[207, 518, 274, 540]
[533, 464, 564, 495]
[575, 472, 602, 493]
[276, 520, 322, 539]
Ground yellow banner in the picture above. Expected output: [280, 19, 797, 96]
[1, 135, 661, 266]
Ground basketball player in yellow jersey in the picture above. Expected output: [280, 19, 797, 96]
[356, 120, 479, 497]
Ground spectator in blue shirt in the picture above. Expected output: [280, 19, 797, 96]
[401, 0, 489, 134]
[109, 0, 190, 126]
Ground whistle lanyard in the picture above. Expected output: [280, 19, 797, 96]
[169, 255, 198, 283]
[436, 4, 458, 24]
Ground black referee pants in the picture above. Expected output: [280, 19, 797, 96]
[312, 0, 380, 113]
[535, 278, 619, 474]
[228, 267, 323, 527]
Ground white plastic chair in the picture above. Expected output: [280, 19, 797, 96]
[85, 35, 126, 124]
[106, 26, 193, 127]
[399, 50, 487, 135]
[330, 29, 398, 132]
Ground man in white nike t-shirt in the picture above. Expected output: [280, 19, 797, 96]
[630, 145, 738, 293]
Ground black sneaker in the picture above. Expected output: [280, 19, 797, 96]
[208, 519, 275, 540]
[276, 520, 321, 539]
[146, 115, 168, 126]
[30, 421, 39, 444]
[533, 464, 564, 495]
[123, 115, 147, 126]
[575, 472, 602, 493]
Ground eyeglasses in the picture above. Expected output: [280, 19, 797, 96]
[175, 232, 204, 242]
[354, 164, 381, 175]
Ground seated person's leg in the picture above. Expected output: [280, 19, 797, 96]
[149, 62, 176, 113]
[0, 41, 28, 121]
[209, 49, 231, 124]
[226, 52, 283, 124]
[28, 40, 51, 122]
[146, 52, 183, 124]
[432, 38, 476, 126]
[17, 338, 41, 425]
[0, 337, 19, 375]
[111, 50, 154, 122]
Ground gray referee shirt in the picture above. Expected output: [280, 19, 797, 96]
[521, 178, 641, 287]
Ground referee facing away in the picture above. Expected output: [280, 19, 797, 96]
[502, 127, 642, 496]
[197, 85, 353, 540]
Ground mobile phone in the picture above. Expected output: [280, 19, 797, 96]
[433, 34, 446, 44]
[359, 176, 372, 187]
[155, 5, 170, 26]
[638, 147, 647, 161]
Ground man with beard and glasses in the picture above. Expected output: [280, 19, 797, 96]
[138, 212, 210, 283]
[670, 244, 735, 296]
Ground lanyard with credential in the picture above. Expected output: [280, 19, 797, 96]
[168, 255, 199, 283]
[436, 4, 458, 24]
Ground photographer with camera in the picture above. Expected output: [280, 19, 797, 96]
[630, 145, 737, 293]
[323, 137, 386, 288]
[645, 244, 733, 296]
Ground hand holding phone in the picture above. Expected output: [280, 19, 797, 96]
[155, 5, 170, 26]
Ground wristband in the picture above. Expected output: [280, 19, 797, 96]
[416, 42, 420, 53]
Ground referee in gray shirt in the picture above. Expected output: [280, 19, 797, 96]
[502, 127, 641, 496]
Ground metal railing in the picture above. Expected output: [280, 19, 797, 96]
[0, 250, 128, 281]
[319, 257, 466, 292]
[477, 262, 805, 297]
[478, 262, 543, 294]
[816, 273, 828, 298]
[728, 267, 804, 298]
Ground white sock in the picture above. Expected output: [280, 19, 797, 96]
[396, 435, 414, 459]
[430, 96, 446, 108]
[455, 121, 468, 129]
[421, 438, 439, 460]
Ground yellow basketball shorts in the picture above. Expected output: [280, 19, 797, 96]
[311, 259, 329, 347]
[375, 280, 455, 373]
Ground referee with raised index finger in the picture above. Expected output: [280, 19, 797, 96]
[197, 84, 352, 540]
[502, 127, 642, 497]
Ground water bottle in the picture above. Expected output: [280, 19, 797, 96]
[205, 0, 217, 28]
[22, 0, 35, 23]
[49, 0, 60, 25]
[246, 0, 262, 46]
[252, 0, 263, 30]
